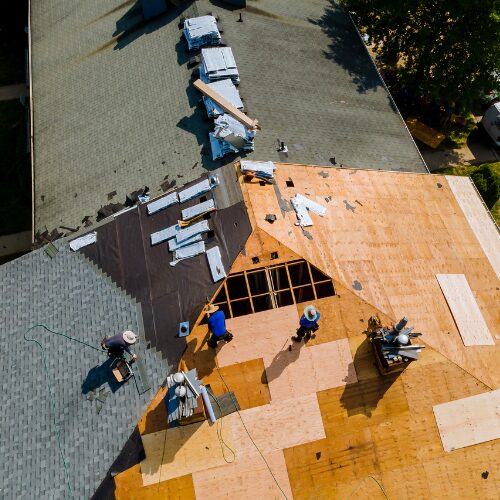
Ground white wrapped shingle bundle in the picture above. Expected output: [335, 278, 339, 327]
[209, 114, 255, 159]
[201, 47, 240, 84]
[183, 16, 221, 50]
[203, 79, 244, 118]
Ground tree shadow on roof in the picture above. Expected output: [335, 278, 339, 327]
[112, 0, 192, 50]
[310, 2, 381, 94]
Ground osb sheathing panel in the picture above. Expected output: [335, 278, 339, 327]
[192, 450, 293, 500]
[141, 421, 234, 485]
[446, 175, 500, 279]
[242, 164, 500, 388]
[284, 344, 496, 500]
[433, 389, 500, 452]
[181, 325, 271, 410]
[114, 464, 195, 500]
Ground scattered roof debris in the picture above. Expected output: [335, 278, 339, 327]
[69, 232, 97, 251]
[291, 194, 327, 227]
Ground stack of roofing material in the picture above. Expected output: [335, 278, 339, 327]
[240, 160, 276, 178]
[200, 47, 240, 85]
[165, 369, 202, 423]
[203, 79, 244, 118]
[183, 16, 221, 50]
[209, 114, 255, 160]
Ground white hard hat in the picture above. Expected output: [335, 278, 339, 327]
[397, 333, 409, 345]
[304, 305, 318, 321]
[175, 385, 187, 398]
[122, 330, 137, 344]
[173, 372, 185, 384]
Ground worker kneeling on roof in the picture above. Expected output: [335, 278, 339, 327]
[101, 330, 138, 360]
[206, 304, 233, 349]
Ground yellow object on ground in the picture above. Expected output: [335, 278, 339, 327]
[406, 117, 445, 148]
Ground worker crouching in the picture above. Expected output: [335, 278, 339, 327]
[205, 304, 233, 348]
[101, 330, 138, 361]
[292, 305, 320, 343]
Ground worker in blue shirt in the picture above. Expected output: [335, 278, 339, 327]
[206, 304, 233, 349]
[292, 305, 320, 343]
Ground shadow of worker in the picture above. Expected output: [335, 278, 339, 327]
[263, 338, 305, 384]
[339, 336, 403, 418]
[82, 357, 123, 394]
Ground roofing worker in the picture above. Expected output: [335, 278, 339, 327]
[292, 304, 320, 343]
[101, 330, 138, 360]
[206, 304, 233, 349]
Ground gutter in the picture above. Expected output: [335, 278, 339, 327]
[28, 0, 35, 245]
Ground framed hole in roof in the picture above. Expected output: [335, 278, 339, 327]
[205, 259, 335, 319]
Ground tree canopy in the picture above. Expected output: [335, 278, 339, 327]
[339, 0, 500, 110]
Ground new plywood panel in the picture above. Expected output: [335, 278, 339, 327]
[264, 339, 357, 402]
[218, 306, 300, 368]
[192, 450, 292, 500]
[115, 464, 195, 500]
[227, 393, 326, 455]
[433, 389, 500, 452]
[446, 175, 500, 279]
[140, 421, 233, 485]
[436, 274, 494, 346]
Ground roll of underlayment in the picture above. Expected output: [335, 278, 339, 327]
[200, 385, 216, 424]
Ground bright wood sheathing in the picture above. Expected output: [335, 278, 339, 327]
[241, 164, 500, 388]
[115, 163, 500, 499]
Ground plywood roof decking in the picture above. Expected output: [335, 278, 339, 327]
[241, 163, 500, 388]
[433, 389, 500, 452]
[436, 274, 495, 346]
[446, 175, 500, 279]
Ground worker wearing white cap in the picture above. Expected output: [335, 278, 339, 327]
[292, 305, 320, 343]
[101, 330, 138, 360]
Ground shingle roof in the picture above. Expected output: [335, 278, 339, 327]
[31, 0, 426, 234]
[0, 241, 167, 498]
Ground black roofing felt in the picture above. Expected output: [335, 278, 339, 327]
[80, 166, 251, 373]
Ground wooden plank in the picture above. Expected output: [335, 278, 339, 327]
[194, 79, 260, 130]
[436, 274, 494, 346]
[405, 117, 445, 148]
[433, 389, 500, 452]
[446, 175, 500, 280]
[140, 421, 234, 485]
[192, 450, 292, 500]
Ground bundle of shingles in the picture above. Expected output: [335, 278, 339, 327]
[147, 178, 227, 282]
[209, 114, 255, 160]
[291, 194, 327, 227]
[183, 15, 221, 50]
[203, 78, 244, 118]
[200, 47, 240, 85]
[165, 369, 202, 423]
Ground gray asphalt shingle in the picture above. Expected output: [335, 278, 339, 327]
[0, 242, 167, 499]
[31, 0, 426, 233]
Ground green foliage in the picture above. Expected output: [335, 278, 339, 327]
[339, 0, 500, 110]
[470, 163, 500, 209]
[444, 113, 477, 147]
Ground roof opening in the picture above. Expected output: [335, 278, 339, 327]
[286, 180, 294, 187]
[204, 259, 335, 321]
[270, 251, 279, 260]
[252, 256, 260, 264]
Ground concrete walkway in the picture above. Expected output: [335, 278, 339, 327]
[0, 83, 27, 101]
